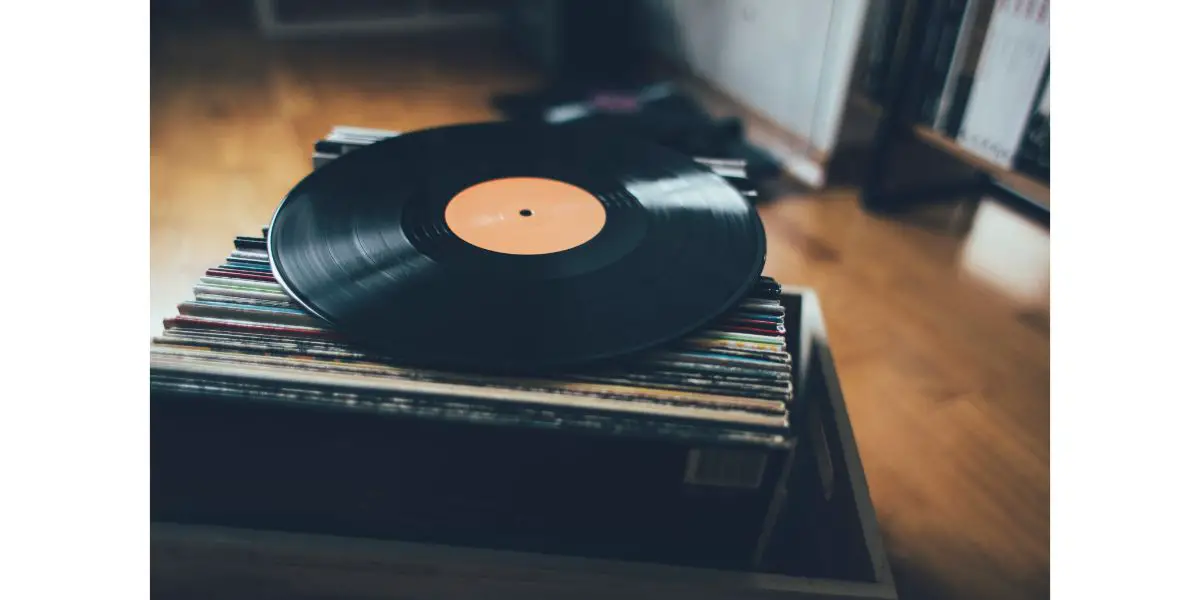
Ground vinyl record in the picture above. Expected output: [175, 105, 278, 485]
[268, 122, 765, 371]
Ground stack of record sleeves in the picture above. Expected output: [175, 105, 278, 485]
[312, 125, 758, 199]
[311, 125, 404, 169]
[149, 233, 793, 448]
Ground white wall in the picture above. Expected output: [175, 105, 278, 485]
[642, 0, 869, 156]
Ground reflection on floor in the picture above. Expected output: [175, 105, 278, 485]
[151, 24, 1050, 600]
[961, 199, 1050, 306]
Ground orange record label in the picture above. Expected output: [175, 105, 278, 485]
[444, 177, 607, 255]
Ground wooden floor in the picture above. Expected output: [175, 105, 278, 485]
[151, 25, 1050, 600]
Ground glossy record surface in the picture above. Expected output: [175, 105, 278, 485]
[268, 122, 765, 370]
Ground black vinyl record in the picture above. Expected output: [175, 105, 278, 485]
[268, 122, 766, 371]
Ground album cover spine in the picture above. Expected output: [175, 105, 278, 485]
[1013, 65, 1050, 181]
[918, 0, 972, 126]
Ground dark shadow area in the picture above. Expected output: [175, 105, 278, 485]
[888, 551, 964, 600]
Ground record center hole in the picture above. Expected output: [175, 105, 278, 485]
[519, 209, 534, 217]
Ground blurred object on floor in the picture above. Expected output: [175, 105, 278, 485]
[492, 80, 782, 199]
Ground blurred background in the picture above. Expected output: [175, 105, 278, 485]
[151, 1, 1049, 598]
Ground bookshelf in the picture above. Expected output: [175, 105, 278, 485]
[848, 91, 1049, 209]
[911, 124, 1049, 208]
[858, 0, 1049, 227]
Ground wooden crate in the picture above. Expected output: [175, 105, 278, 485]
[151, 288, 896, 599]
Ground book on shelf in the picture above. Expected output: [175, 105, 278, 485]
[927, 0, 982, 130]
[856, 0, 906, 104]
[1013, 65, 1050, 182]
[914, 1, 972, 126]
[940, 0, 997, 137]
[955, 0, 1050, 169]
[851, 0, 994, 135]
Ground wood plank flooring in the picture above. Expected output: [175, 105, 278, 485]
[151, 25, 1049, 600]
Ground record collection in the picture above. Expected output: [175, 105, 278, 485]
[151, 122, 793, 453]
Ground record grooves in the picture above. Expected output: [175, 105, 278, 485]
[268, 122, 766, 371]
